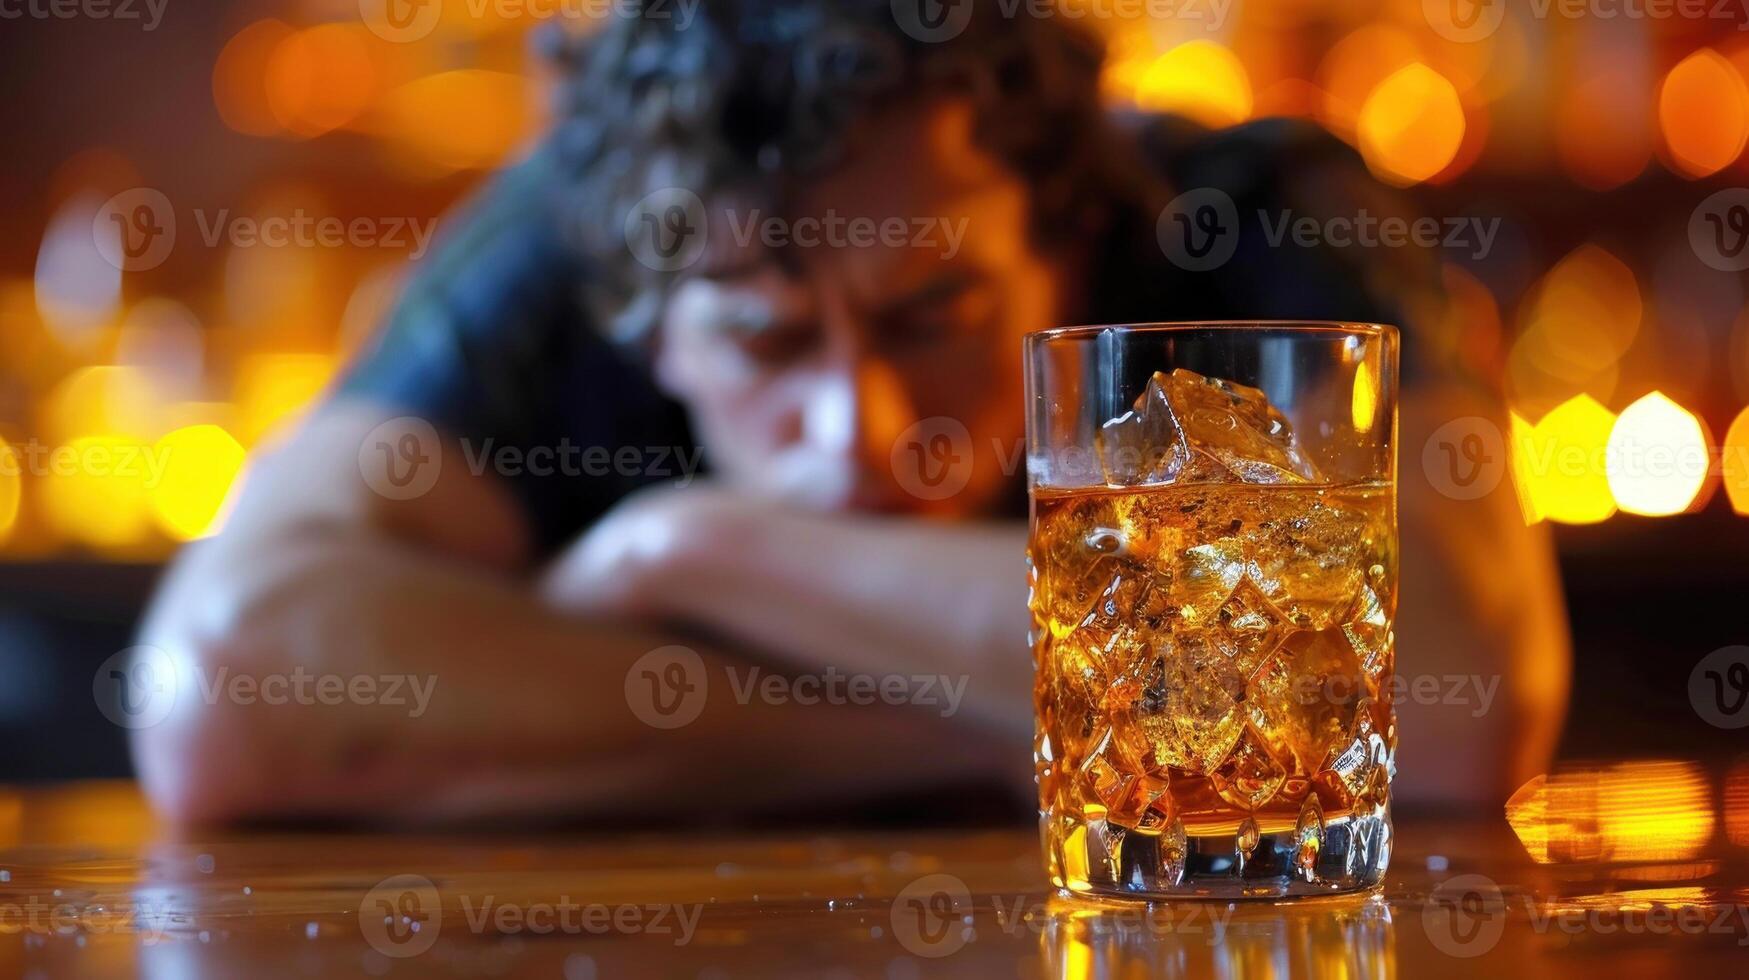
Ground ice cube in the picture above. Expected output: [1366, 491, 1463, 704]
[1096, 369, 1322, 487]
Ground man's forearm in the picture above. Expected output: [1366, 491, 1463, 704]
[618, 503, 1035, 742]
[135, 526, 1013, 823]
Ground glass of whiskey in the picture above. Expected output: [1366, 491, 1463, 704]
[1024, 322, 1398, 899]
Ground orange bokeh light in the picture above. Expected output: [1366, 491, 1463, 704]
[1356, 63, 1466, 186]
[213, 19, 294, 138]
[1724, 406, 1749, 515]
[264, 24, 379, 138]
[1658, 49, 1749, 178]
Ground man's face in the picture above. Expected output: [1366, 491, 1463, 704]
[653, 99, 1074, 516]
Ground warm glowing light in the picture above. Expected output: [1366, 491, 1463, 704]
[1518, 395, 1618, 525]
[42, 366, 159, 443]
[264, 24, 378, 138]
[213, 19, 294, 137]
[1317, 24, 1421, 139]
[1136, 41, 1253, 130]
[1529, 246, 1641, 378]
[39, 435, 156, 551]
[1658, 49, 1749, 178]
[1506, 761, 1715, 864]
[1726, 762, 1749, 848]
[1606, 392, 1710, 517]
[0, 436, 19, 546]
[150, 425, 247, 541]
[235, 353, 336, 444]
[1556, 70, 1651, 190]
[1508, 410, 1544, 525]
[370, 71, 536, 173]
[1351, 356, 1378, 433]
[1721, 406, 1749, 515]
[1356, 63, 1465, 186]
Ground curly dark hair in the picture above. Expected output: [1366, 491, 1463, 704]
[543, 0, 1145, 342]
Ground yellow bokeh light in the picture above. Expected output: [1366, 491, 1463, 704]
[150, 425, 247, 541]
[213, 19, 294, 138]
[0, 435, 20, 546]
[1658, 49, 1749, 178]
[1356, 63, 1466, 186]
[1605, 392, 1710, 517]
[1136, 41, 1253, 130]
[1519, 395, 1618, 525]
[38, 435, 156, 551]
[1724, 406, 1749, 515]
[1317, 23, 1421, 140]
[1506, 761, 1715, 864]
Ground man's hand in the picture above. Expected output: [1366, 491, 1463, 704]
[538, 484, 754, 618]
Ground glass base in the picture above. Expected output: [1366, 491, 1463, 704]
[1047, 804, 1391, 900]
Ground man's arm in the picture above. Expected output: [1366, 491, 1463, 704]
[133, 402, 1015, 823]
[544, 395, 1569, 809]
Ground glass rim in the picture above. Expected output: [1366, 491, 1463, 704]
[1024, 320, 1399, 344]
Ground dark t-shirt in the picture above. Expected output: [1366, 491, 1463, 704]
[338, 116, 1415, 555]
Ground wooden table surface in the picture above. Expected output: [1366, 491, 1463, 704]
[0, 782, 1743, 978]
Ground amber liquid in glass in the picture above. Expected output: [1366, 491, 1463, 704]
[1030, 481, 1396, 897]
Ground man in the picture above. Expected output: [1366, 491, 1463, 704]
[134, 1, 1568, 823]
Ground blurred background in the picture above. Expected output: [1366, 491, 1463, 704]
[1, 0, 1746, 828]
